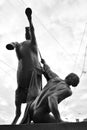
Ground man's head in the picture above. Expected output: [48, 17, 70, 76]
[25, 27, 30, 40]
[65, 73, 80, 87]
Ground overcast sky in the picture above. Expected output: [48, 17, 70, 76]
[0, 0, 87, 124]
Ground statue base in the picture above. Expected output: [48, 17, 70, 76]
[0, 122, 87, 130]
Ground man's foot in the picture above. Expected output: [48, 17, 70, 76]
[25, 8, 32, 21]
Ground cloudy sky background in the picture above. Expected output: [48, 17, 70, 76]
[0, 0, 87, 124]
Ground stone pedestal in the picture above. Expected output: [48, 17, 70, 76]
[0, 122, 87, 130]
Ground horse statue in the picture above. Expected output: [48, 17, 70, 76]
[6, 8, 42, 124]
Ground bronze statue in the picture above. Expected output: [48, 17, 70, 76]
[6, 8, 42, 124]
[20, 59, 80, 123]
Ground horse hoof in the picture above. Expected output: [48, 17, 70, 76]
[25, 8, 32, 16]
[6, 44, 14, 50]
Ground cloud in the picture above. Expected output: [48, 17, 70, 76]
[0, 0, 5, 6]
[0, 97, 8, 106]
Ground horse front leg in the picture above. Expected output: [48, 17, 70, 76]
[11, 103, 21, 125]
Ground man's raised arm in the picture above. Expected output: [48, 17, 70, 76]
[41, 58, 59, 81]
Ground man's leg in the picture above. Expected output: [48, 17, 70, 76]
[32, 108, 57, 123]
[29, 102, 56, 123]
[40, 114, 58, 123]
[48, 95, 62, 122]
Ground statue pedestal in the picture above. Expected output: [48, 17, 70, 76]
[0, 122, 87, 130]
